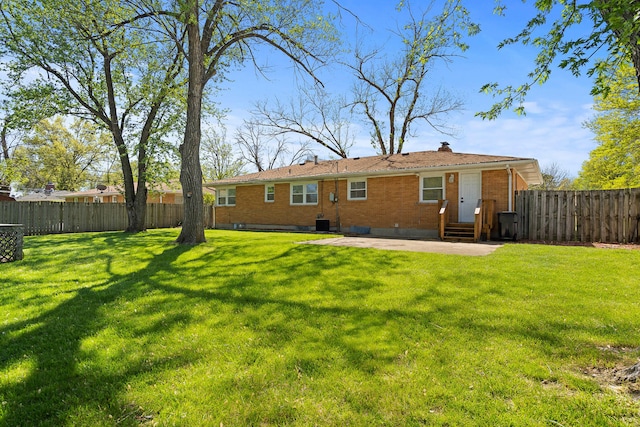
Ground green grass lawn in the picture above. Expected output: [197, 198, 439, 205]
[1, 229, 639, 426]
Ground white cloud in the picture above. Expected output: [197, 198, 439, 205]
[520, 101, 544, 115]
[452, 103, 595, 177]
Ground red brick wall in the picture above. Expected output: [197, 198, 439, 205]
[215, 168, 527, 232]
[335, 175, 440, 230]
[482, 170, 509, 213]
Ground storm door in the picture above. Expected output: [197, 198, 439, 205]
[458, 172, 482, 223]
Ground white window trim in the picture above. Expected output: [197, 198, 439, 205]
[265, 184, 275, 203]
[420, 174, 445, 203]
[290, 181, 318, 205]
[347, 178, 367, 201]
[217, 187, 236, 206]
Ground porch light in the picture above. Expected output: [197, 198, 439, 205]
[449, 174, 455, 183]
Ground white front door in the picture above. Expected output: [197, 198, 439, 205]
[459, 172, 482, 223]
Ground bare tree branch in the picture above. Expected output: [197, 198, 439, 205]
[250, 87, 354, 159]
[348, 0, 475, 154]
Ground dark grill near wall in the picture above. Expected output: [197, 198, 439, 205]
[0, 224, 24, 262]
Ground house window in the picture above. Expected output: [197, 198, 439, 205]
[111, 196, 117, 203]
[348, 179, 367, 200]
[217, 188, 236, 206]
[421, 175, 444, 203]
[265, 185, 275, 202]
[291, 182, 318, 205]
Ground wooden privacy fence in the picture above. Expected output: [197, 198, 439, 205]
[515, 189, 640, 243]
[0, 202, 216, 236]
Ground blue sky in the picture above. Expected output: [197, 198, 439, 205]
[218, 1, 600, 177]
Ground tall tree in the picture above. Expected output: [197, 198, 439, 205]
[530, 162, 574, 190]
[201, 127, 245, 181]
[479, 0, 640, 118]
[12, 117, 111, 190]
[0, 84, 60, 184]
[349, 0, 478, 155]
[575, 60, 640, 189]
[140, 0, 338, 244]
[250, 87, 355, 158]
[235, 121, 311, 172]
[0, 0, 186, 232]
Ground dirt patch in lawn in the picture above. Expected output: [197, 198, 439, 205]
[583, 365, 640, 400]
[582, 347, 640, 401]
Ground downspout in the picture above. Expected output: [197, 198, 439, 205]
[506, 165, 513, 211]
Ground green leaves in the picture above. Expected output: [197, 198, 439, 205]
[11, 117, 112, 190]
[480, 0, 640, 118]
[577, 60, 640, 189]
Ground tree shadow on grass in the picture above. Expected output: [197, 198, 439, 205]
[2, 231, 623, 425]
[0, 242, 196, 426]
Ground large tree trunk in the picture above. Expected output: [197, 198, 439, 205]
[111, 127, 148, 233]
[120, 144, 142, 233]
[112, 131, 144, 233]
[133, 185, 147, 232]
[176, 18, 206, 245]
[1, 125, 9, 160]
[104, 54, 146, 233]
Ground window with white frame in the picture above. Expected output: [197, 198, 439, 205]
[111, 196, 117, 203]
[420, 175, 444, 202]
[291, 182, 318, 205]
[217, 187, 236, 206]
[348, 179, 367, 200]
[265, 184, 275, 202]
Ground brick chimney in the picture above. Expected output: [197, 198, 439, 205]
[44, 182, 55, 195]
[438, 141, 452, 152]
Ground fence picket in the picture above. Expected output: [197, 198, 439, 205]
[516, 189, 640, 243]
[0, 202, 193, 236]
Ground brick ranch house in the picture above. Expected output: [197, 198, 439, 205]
[207, 144, 543, 240]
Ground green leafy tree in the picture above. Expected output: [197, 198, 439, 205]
[479, 0, 640, 118]
[133, 0, 338, 244]
[12, 117, 111, 190]
[0, 0, 186, 231]
[0, 84, 61, 184]
[575, 60, 640, 189]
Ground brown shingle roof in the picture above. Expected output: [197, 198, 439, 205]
[207, 150, 542, 186]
